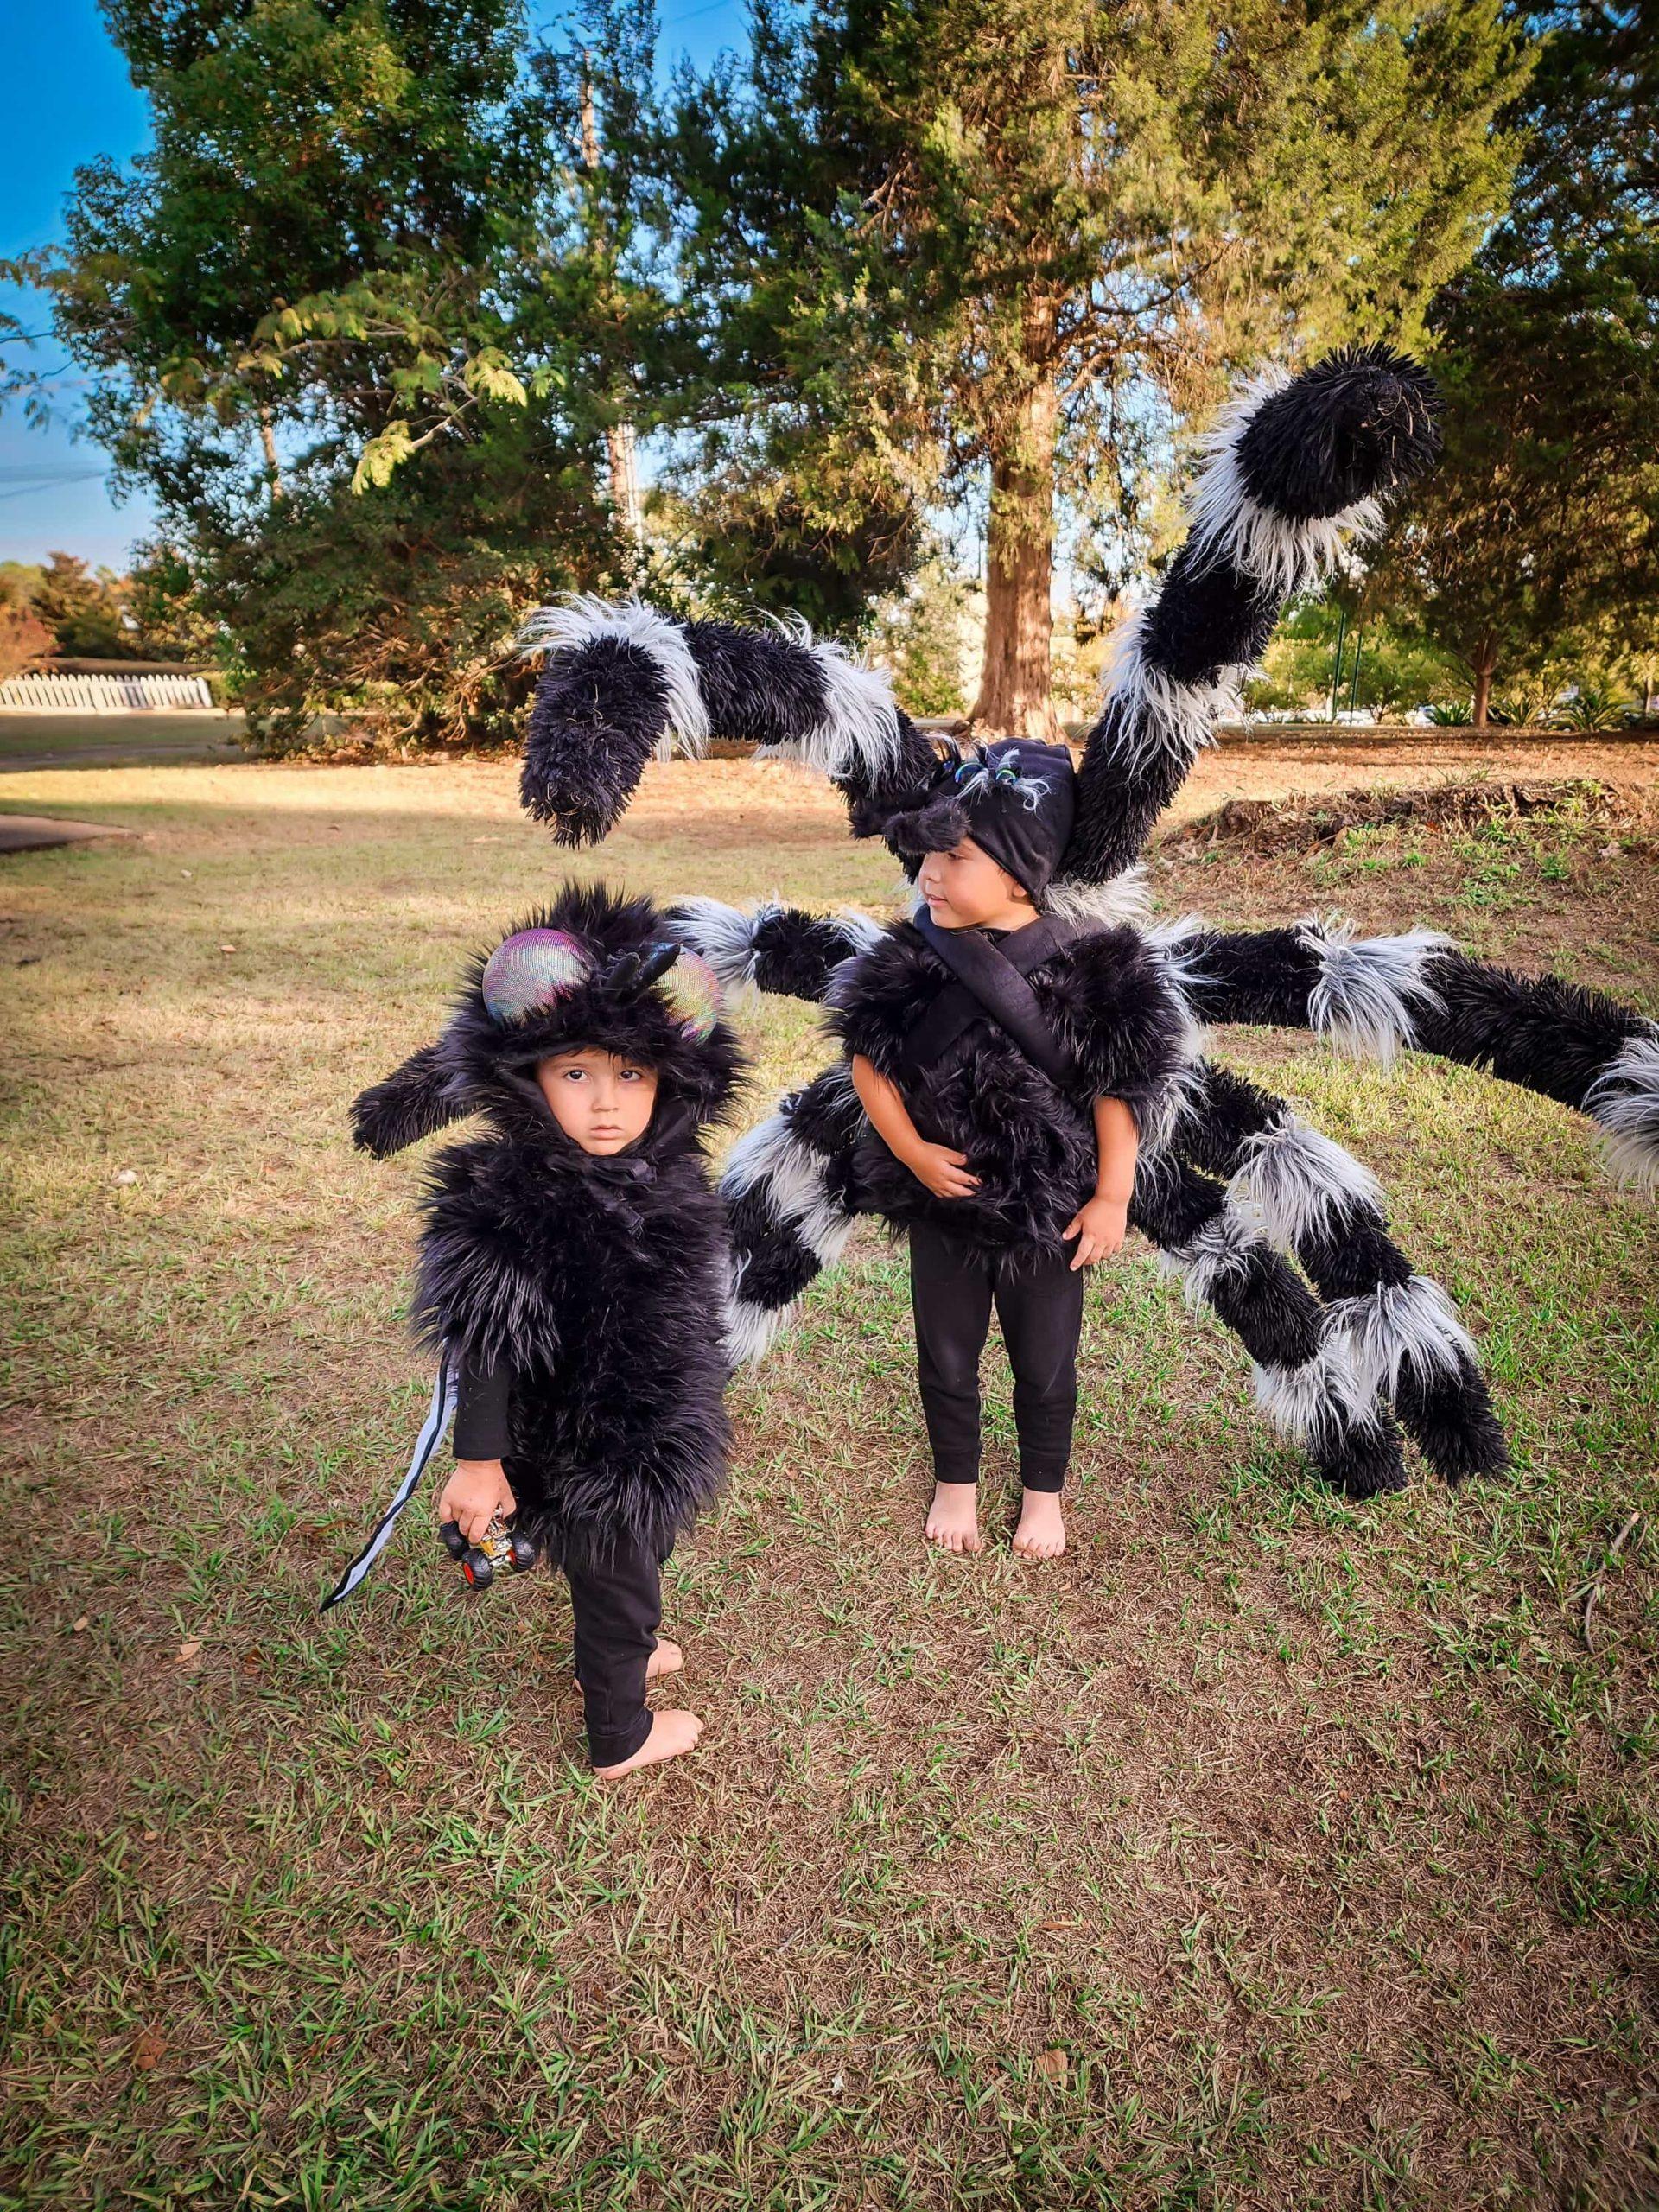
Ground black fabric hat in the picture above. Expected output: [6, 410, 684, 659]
[879, 739, 1077, 900]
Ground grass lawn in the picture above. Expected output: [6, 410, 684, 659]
[2, 748, 1656, 2210]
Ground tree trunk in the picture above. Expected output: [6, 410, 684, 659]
[607, 420, 643, 550]
[1471, 640, 1496, 731]
[972, 310, 1061, 741]
[259, 406, 283, 502]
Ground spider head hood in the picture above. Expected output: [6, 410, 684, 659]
[857, 739, 1077, 902]
[435, 882, 744, 1154]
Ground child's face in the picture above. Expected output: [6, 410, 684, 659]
[917, 836, 1033, 929]
[536, 1048, 659, 1153]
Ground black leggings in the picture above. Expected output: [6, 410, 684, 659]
[564, 1535, 667, 1767]
[909, 1221, 1084, 1493]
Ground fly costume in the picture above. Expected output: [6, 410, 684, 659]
[330, 882, 741, 1767]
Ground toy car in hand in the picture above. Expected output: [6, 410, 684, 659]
[438, 1514, 536, 1590]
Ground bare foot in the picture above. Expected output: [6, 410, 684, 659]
[593, 1709, 702, 1779]
[645, 1637, 683, 1684]
[1011, 1489, 1065, 1560]
[925, 1482, 983, 1554]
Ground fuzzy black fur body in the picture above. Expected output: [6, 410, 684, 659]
[830, 920, 1185, 1254]
[354, 882, 745, 1571]
[415, 1134, 731, 1567]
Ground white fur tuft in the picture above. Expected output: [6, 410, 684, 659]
[1159, 1205, 1262, 1309]
[1584, 1030, 1659, 1197]
[1042, 865, 1153, 929]
[1230, 1116, 1385, 1252]
[1299, 916, 1452, 1065]
[720, 1112, 858, 1268]
[752, 622, 904, 786]
[1185, 369, 1385, 598]
[1094, 607, 1243, 769]
[669, 897, 772, 990]
[722, 1287, 795, 1368]
[516, 594, 711, 760]
[1325, 1275, 1478, 1401]
[1250, 1337, 1380, 1453]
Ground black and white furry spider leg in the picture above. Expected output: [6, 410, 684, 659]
[720, 1061, 866, 1363]
[667, 899, 887, 1005]
[1129, 1148, 1408, 1498]
[1168, 1060, 1508, 1483]
[518, 597, 938, 846]
[1054, 346, 1441, 918]
[1168, 919, 1659, 1196]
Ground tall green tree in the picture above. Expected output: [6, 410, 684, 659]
[18, 0, 629, 745]
[669, 0, 1529, 734]
[1372, 3, 1659, 728]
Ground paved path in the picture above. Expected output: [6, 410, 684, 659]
[0, 814, 137, 855]
[0, 710, 248, 772]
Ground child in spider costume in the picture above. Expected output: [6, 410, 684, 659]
[328, 883, 741, 1777]
[377, 346, 1656, 1506]
[830, 735, 1185, 1555]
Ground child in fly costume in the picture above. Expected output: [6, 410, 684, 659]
[827, 741, 1186, 1558]
[327, 882, 742, 1778]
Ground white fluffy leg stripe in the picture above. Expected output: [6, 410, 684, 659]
[1159, 1206, 1262, 1309]
[670, 897, 774, 989]
[1094, 607, 1245, 769]
[516, 594, 711, 757]
[1185, 369, 1385, 598]
[749, 617, 905, 786]
[1299, 915, 1452, 1065]
[1585, 1030, 1659, 1197]
[722, 1287, 797, 1368]
[1041, 866, 1152, 930]
[1230, 1116, 1384, 1251]
[720, 1113, 858, 1269]
[1251, 1338, 1380, 1452]
[1325, 1275, 1478, 1401]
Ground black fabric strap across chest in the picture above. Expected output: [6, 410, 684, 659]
[903, 912, 1081, 1084]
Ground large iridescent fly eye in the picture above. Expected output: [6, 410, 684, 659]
[481, 929, 589, 1022]
[657, 948, 722, 1039]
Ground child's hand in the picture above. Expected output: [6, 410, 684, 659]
[905, 1141, 981, 1200]
[438, 1459, 518, 1545]
[1064, 1195, 1128, 1270]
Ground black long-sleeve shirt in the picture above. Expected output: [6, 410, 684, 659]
[452, 1351, 512, 1461]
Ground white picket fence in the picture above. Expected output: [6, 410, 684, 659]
[0, 671, 215, 714]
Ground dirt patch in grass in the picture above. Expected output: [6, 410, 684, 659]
[1165, 777, 1656, 858]
[1, 749, 1656, 2209]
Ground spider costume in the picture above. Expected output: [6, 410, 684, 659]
[334, 883, 741, 1764]
[373, 346, 1657, 1500]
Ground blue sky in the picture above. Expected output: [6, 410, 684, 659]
[0, 0, 749, 572]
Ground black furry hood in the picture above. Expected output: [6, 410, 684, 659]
[406, 882, 744, 1158]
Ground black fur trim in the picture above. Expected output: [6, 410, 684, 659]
[1312, 1412, 1408, 1499]
[1065, 732, 1191, 889]
[751, 911, 868, 1002]
[1413, 953, 1648, 1109]
[1178, 928, 1321, 1027]
[521, 635, 669, 847]
[723, 1181, 824, 1310]
[683, 619, 828, 745]
[832, 920, 1185, 1252]
[351, 1043, 468, 1159]
[1392, 1356, 1509, 1484]
[1236, 345, 1442, 521]
[1140, 548, 1280, 689]
[885, 794, 970, 858]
